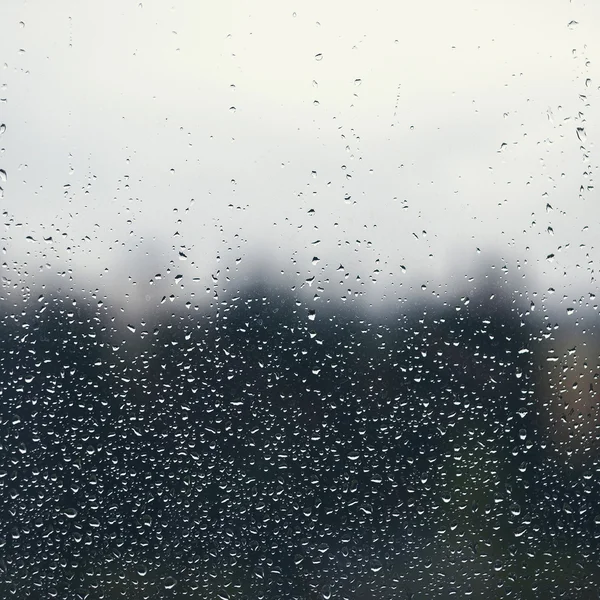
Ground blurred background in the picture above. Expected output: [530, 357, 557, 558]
[0, 0, 599, 598]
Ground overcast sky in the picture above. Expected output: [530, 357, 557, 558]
[0, 0, 599, 318]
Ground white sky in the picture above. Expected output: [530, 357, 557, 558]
[0, 0, 599, 318]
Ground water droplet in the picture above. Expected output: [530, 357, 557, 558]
[370, 559, 383, 572]
[354, 78, 362, 86]
[315, 53, 323, 61]
[0, 170, 6, 182]
[317, 542, 329, 554]
[0, 124, 6, 135]
[63, 508, 78, 519]
[163, 576, 177, 590]
[576, 127, 587, 143]
[348, 450, 360, 461]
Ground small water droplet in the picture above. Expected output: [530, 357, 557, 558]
[63, 508, 78, 519]
[576, 127, 586, 142]
[315, 53, 323, 61]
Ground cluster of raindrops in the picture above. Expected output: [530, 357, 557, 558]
[0, 276, 599, 598]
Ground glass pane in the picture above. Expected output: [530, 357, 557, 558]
[1, 1, 599, 598]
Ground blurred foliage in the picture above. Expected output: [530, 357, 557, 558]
[0, 282, 598, 599]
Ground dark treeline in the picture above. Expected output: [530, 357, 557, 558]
[0, 281, 598, 599]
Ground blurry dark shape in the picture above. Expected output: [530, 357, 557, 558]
[0, 275, 598, 599]
[537, 330, 600, 467]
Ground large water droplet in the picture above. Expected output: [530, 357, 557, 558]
[370, 559, 383, 573]
[164, 576, 177, 590]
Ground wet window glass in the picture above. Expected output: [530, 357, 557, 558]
[1, 1, 600, 598]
